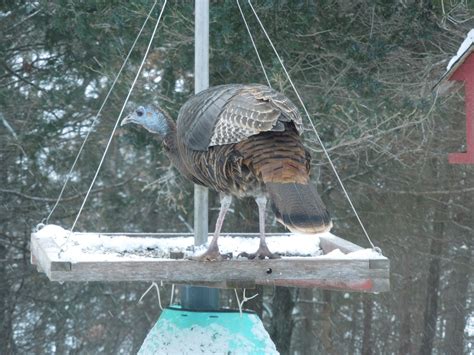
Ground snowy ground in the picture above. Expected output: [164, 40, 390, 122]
[35, 224, 383, 262]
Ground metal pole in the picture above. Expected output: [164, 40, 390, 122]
[181, 0, 219, 311]
[193, 0, 209, 246]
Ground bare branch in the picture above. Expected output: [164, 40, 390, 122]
[0, 175, 137, 203]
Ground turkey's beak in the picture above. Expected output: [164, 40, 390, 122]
[121, 113, 135, 127]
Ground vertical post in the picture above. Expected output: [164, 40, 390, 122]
[194, 0, 209, 245]
[180, 0, 218, 311]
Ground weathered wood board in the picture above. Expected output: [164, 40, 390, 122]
[30, 231, 389, 293]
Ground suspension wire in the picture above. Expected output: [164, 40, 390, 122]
[139, 282, 164, 310]
[234, 288, 259, 317]
[70, 0, 168, 232]
[170, 283, 175, 305]
[236, 0, 271, 88]
[45, 0, 159, 225]
[247, 0, 377, 250]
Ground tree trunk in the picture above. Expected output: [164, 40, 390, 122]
[298, 288, 315, 354]
[0, 243, 15, 355]
[442, 232, 471, 355]
[348, 297, 358, 355]
[398, 253, 413, 355]
[321, 290, 334, 354]
[269, 286, 294, 355]
[362, 294, 373, 355]
[419, 208, 444, 355]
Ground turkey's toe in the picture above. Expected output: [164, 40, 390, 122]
[190, 248, 232, 261]
[238, 245, 280, 260]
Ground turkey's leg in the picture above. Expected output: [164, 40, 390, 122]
[194, 194, 232, 261]
[240, 195, 280, 260]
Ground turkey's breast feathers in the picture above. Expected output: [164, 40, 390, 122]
[174, 84, 309, 197]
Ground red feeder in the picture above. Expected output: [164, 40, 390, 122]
[437, 30, 474, 164]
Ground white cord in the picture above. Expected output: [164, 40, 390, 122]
[234, 288, 259, 317]
[247, 0, 376, 250]
[45, 0, 159, 225]
[236, 0, 271, 88]
[70, 0, 168, 232]
[170, 283, 175, 305]
[139, 282, 163, 310]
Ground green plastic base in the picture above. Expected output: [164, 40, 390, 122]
[138, 306, 278, 354]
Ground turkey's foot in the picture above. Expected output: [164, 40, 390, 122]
[190, 245, 232, 261]
[238, 244, 281, 260]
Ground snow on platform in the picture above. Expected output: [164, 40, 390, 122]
[30, 224, 390, 292]
[35, 225, 325, 262]
[34, 224, 382, 263]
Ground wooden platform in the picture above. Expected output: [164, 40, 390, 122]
[30, 230, 390, 293]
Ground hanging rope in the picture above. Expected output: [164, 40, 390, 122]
[169, 283, 175, 305]
[234, 288, 259, 317]
[45, 0, 160, 225]
[139, 282, 164, 310]
[246, 0, 378, 251]
[138, 282, 176, 310]
[236, 0, 271, 88]
[70, 0, 168, 232]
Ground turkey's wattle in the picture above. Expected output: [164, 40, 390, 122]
[121, 84, 332, 260]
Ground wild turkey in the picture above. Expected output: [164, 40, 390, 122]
[121, 84, 332, 260]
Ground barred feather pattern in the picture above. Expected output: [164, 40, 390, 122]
[177, 84, 303, 151]
[168, 84, 331, 233]
[210, 85, 303, 146]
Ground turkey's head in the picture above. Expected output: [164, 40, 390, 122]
[121, 106, 171, 138]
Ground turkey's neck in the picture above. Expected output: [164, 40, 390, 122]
[158, 114, 181, 167]
[159, 113, 177, 151]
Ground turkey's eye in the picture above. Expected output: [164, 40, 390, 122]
[136, 109, 144, 117]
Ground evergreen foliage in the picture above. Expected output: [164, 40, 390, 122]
[0, 1, 472, 353]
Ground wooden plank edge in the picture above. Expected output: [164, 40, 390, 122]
[30, 233, 51, 278]
[44, 258, 389, 288]
[162, 277, 390, 293]
[319, 234, 364, 254]
[31, 233, 72, 280]
[370, 258, 389, 269]
[30, 233, 39, 268]
[71, 232, 294, 238]
[267, 278, 389, 293]
[31, 231, 389, 292]
[41, 276, 390, 293]
[319, 234, 388, 263]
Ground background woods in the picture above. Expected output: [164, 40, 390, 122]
[0, 1, 472, 354]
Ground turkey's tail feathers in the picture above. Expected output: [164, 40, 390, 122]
[266, 182, 332, 234]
